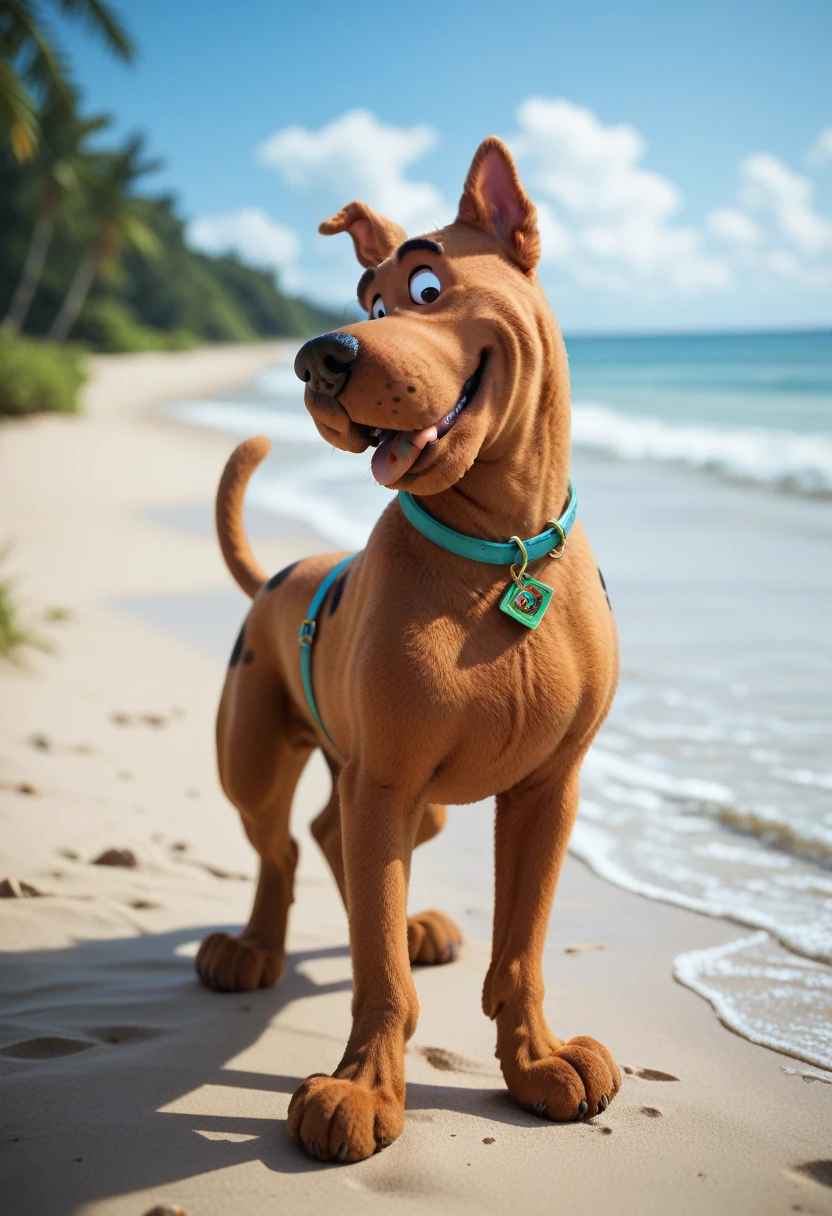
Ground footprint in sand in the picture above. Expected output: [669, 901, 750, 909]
[0, 877, 43, 898]
[416, 1045, 496, 1077]
[0, 1037, 94, 1060]
[92, 848, 138, 868]
[110, 711, 168, 728]
[622, 1066, 680, 1082]
[89, 1026, 160, 1045]
[641, 1106, 663, 1117]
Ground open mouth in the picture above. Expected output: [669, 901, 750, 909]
[365, 350, 488, 486]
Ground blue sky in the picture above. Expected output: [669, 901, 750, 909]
[58, 0, 831, 333]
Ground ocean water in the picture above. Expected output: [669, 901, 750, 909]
[568, 330, 832, 494]
[168, 329, 832, 1073]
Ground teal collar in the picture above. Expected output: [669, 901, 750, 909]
[398, 480, 578, 565]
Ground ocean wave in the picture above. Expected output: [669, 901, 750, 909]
[571, 402, 832, 495]
[170, 399, 320, 445]
[673, 933, 832, 1072]
[714, 803, 832, 866]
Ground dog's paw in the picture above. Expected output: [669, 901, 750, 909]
[505, 1035, 621, 1121]
[288, 1074, 404, 1163]
[195, 931, 284, 992]
[407, 909, 463, 965]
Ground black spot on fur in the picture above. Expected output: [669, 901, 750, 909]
[265, 561, 299, 592]
[329, 569, 350, 616]
[229, 625, 245, 667]
[598, 567, 612, 610]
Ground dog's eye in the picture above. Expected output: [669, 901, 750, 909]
[370, 295, 387, 320]
[409, 267, 441, 305]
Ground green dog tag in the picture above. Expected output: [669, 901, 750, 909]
[499, 575, 554, 629]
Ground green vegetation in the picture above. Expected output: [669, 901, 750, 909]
[0, 0, 133, 160]
[0, 1, 338, 418]
[0, 331, 86, 415]
[0, 547, 47, 661]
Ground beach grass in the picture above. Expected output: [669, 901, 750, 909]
[0, 547, 48, 660]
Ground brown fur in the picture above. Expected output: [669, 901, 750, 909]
[197, 137, 621, 1162]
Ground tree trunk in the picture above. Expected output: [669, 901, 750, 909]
[48, 246, 99, 343]
[1, 204, 58, 335]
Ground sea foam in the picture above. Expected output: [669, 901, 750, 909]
[572, 403, 832, 495]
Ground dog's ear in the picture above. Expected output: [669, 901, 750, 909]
[319, 201, 407, 269]
[457, 137, 540, 272]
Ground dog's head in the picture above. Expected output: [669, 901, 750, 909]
[295, 138, 564, 494]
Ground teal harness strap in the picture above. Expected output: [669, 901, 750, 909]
[398, 480, 578, 564]
[298, 553, 358, 751]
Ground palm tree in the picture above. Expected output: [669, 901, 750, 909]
[0, 0, 133, 159]
[48, 132, 161, 342]
[1, 92, 109, 333]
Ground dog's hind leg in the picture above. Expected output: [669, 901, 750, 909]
[311, 765, 462, 966]
[483, 751, 621, 1122]
[196, 627, 312, 993]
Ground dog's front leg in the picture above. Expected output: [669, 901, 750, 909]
[288, 764, 422, 1162]
[484, 754, 621, 1121]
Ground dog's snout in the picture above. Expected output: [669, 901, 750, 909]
[294, 332, 359, 396]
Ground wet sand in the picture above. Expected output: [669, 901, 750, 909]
[1, 346, 830, 1215]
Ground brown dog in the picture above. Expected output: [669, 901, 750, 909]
[197, 137, 620, 1162]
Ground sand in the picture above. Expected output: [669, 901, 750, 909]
[0, 345, 830, 1216]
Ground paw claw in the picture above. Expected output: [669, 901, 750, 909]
[576, 1100, 588, 1120]
[337, 1142, 349, 1161]
[212, 970, 223, 992]
[306, 1138, 318, 1159]
[598, 1093, 609, 1112]
[533, 1099, 547, 1113]
[377, 1135, 392, 1149]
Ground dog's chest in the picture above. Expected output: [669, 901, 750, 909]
[400, 610, 578, 791]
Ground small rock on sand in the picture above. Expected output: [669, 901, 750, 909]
[0, 877, 42, 898]
[143, 1205, 187, 1216]
[92, 848, 138, 868]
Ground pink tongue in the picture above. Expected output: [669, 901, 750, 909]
[371, 424, 438, 486]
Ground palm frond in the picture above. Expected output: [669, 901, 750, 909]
[0, 58, 38, 159]
[54, 0, 135, 61]
[3, 0, 72, 101]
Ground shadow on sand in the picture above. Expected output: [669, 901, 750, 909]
[0, 925, 549, 1213]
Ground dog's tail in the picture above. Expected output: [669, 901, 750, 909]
[216, 436, 270, 598]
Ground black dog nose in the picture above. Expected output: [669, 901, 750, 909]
[294, 332, 359, 396]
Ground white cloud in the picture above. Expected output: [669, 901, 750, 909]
[186, 208, 301, 287]
[807, 127, 832, 166]
[708, 208, 763, 246]
[739, 153, 832, 256]
[203, 102, 832, 313]
[706, 153, 832, 287]
[507, 98, 732, 293]
[257, 109, 450, 234]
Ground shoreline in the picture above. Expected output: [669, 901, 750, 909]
[1, 345, 831, 1215]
